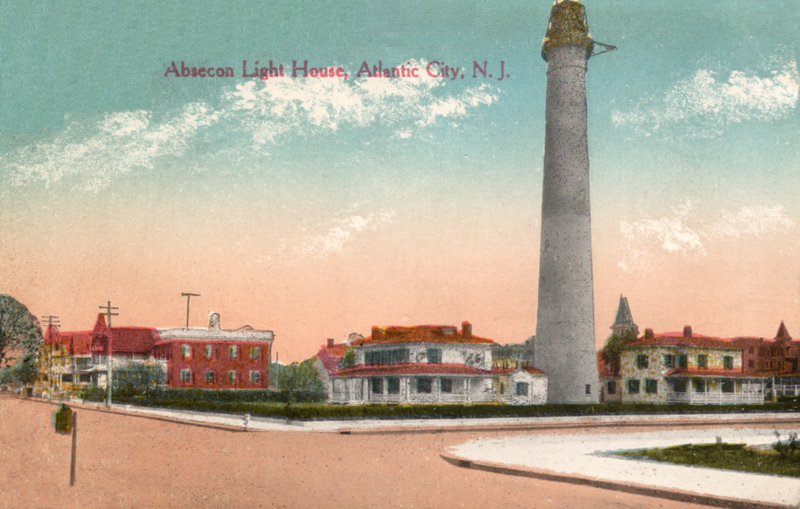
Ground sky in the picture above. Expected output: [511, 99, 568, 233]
[1, 1, 798, 362]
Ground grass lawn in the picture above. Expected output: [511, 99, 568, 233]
[619, 443, 800, 478]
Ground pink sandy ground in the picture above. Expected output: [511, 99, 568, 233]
[1, 396, 725, 509]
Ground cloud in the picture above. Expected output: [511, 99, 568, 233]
[618, 201, 796, 272]
[3, 104, 220, 190]
[226, 59, 498, 147]
[300, 209, 396, 258]
[1, 59, 499, 191]
[612, 60, 798, 138]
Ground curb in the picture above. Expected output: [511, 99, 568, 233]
[439, 449, 795, 509]
[337, 414, 800, 435]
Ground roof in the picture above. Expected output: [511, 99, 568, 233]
[352, 325, 494, 346]
[92, 314, 161, 355]
[490, 366, 545, 376]
[664, 368, 764, 379]
[627, 333, 738, 350]
[612, 295, 635, 327]
[776, 321, 793, 342]
[335, 363, 492, 377]
[157, 327, 274, 341]
[315, 343, 349, 376]
[45, 325, 93, 356]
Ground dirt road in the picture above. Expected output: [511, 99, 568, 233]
[1, 396, 719, 509]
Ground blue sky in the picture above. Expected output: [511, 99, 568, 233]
[1, 1, 798, 359]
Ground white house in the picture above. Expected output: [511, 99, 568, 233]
[315, 322, 547, 405]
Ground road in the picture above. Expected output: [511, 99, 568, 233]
[1, 396, 735, 509]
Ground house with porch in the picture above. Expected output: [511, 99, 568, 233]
[619, 326, 765, 404]
[316, 322, 547, 405]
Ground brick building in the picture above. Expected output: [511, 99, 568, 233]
[38, 312, 273, 396]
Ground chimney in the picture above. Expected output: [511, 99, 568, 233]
[209, 312, 221, 330]
[327, 338, 334, 348]
[645, 328, 654, 340]
[683, 325, 692, 338]
[462, 321, 472, 338]
[371, 326, 384, 342]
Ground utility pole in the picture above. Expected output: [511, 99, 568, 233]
[98, 302, 118, 408]
[181, 293, 200, 328]
[41, 316, 60, 398]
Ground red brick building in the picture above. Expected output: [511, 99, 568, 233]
[153, 312, 273, 389]
[40, 312, 273, 393]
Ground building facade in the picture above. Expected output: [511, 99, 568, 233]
[153, 313, 273, 389]
[37, 312, 273, 395]
[316, 322, 547, 405]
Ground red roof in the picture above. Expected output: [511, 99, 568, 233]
[490, 366, 545, 376]
[45, 326, 93, 356]
[352, 325, 494, 346]
[628, 333, 737, 350]
[664, 368, 759, 379]
[316, 343, 349, 376]
[335, 363, 491, 377]
[89, 314, 160, 355]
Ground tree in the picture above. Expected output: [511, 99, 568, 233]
[600, 329, 638, 376]
[339, 347, 356, 368]
[0, 294, 43, 368]
[112, 362, 166, 397]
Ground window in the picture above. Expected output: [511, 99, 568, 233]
[371, 377, 384, 394]
[61, 374, 74, 383]
[645, 379, 658, 394]
[364, 349, 408, 365]
[416, 377, 432, 394]
[585, 384, 591, 395]
[627, 379, 640, 394]
[673, 379, 688, 393]
[427, 348, 441, 364]
[205, 371, 215, 384]
[440, 379, 453, 393]
[722, 356, 733, 370]
[678, 354, 688, 369]
[636, 354, 649, 369]
[387, 377, 400, 394]
[228, 370, 237, 384]
[748, 360, 754, 369]
[693, 379, 705, 393]
[664, 354, 675, 368]
[696, 354, 708, 369]
[607, 381, 616, 395]
[205, 345, 213, 359]
[721, 379, 734, 393]
[516, 382, 529, 396]
[749, 346, 754, 354]
[229, 345, 238, 359]
[250, 346, 260, 360]
[79, 374, 91, 383]
[250, 371, 261, 384]
[181, 369, 191, 383]
[181, 344, 191, 359]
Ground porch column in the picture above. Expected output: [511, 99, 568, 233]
[466, 378, 471, 403]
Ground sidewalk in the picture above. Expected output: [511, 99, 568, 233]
[443, 427, 800, 509]
[28, 395, 800, 434]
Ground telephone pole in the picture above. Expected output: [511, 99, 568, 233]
[181, 293, 200, 328]
[98, 301, 118, 408]
[41, 315, 60, 398]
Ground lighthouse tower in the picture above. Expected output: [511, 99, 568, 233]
[534, 0, 611, 403]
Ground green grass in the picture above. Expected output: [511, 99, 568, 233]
[619, 443, 800, 478]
